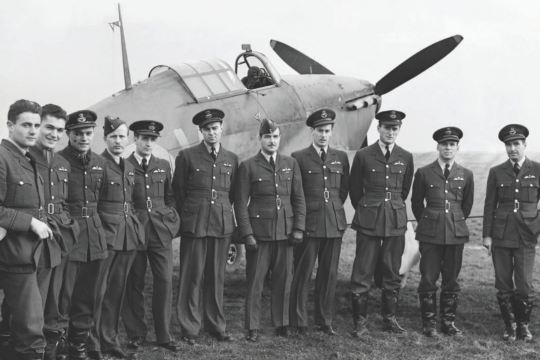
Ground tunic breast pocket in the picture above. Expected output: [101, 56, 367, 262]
[251, 175, 273, 194]
[496, 181, 513, 201]
[55, 172, 69, 199]
[426, 183, 443, 200]
[365, 167, 384, 185]
[151, 174, 165, 197]
[278, 172, 292, 195]
[89, 172, 103, 200]
[520, 179, 539, 202]
[6, 175, 35, 205]
[220, 166, 231, 189]
[389, 164, 405, 188]
[450, 181, 464, 200]
[301, 168, 320, 189]
[328, 165, 342, 188]
[189, 167, 208, 188]
[105, 180, 123, 201]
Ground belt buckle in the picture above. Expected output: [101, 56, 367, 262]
[81, 207, 89, 218]
[324, 190, 330, 200]
[147, 199, 152, 209]
[445, 201, 451, 211]
[124, 202, 129, 213]
[48, 203, 54, 215]
[386, 192, 391, 201]
[211, 189, 218, 200]
[276, 197, 282, 208]
[514, 199, 520, 212]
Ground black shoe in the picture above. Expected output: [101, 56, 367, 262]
[182, 335, 197, 346]
[209, 332, 233, 342]
[275, 326, 289, 337]
[158, 342, 181, 352]
[319, 325, 336, 336]
[127, 336, 145, 349]
[246, 329, 259, 342]
[103, 348, 136, 359]
[297, 326, 308, 335]
[87, 351, 105, 360]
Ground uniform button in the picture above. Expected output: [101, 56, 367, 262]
[274, 173, 277, 176]
[372, 169, 375, 172]
[148, 209, 151, 212]
[125, 214, 128, 218]
[111, 182, 114, 185]
[458, 186, 461, 189]
[386, 176, 389, 179]
[308, 171, 311, 173]
[124, 188, 126, 191]
[385, 199, 388, 202]
[325, 200, 328, 202]
[145, 174, 148, 177]
[386, 165, 389, 168]
[85, 186, 87, 189]
[399, 171, 402, 173]
[430, 185, 433, 187]
[147, 197, 150, 200]
[446, 181, 448, 183]
[445, 210, 449, 213]
[213, 164, 216, 167]
[146, 185, 150, 189]
[445, 190, 448, 193]
[385, 187, 388, 190]
[211, 201, 215, 204]
[51, 182, 54, 186]
[50, 169, 53, 173]
[51, 196, 54, 199]
[516, 179, 519, 182]
[213, 176, 216, 179]
[196, 169, 200, 171]
[276, 184, 278, 187]
[514, 209, 518, 212]
[256, 215, 260, 218]
[515, 189, 519, 192]
[325, 188, 328, 191]
[276, 195, 280, 197]
[324, 177, 327, 180]
[531, 184, 534, 187]
[259, 178, 262, 181]
[86, 201, 89, 204]
[84, 172, 87, 175]
[323, 166, 326, 169]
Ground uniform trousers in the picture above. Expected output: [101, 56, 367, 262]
[44, 253, 70, 332]
[289, 237, 342, 327]
[245, 240, 293, 330]
[0, 271, 45, 357]
[122, 222, 174, 344]
[87, 249, 136, 352]
[350, 233, 405, 294]
[418, 242, 464, 294]
[492, 245, 536, 301]
[176, 236, 231, 336]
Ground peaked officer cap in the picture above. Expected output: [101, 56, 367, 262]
[498, 124, 529, 142]
[433, 126, 463, 143]
[129, 120, 164, 137]
[193, 109, 224, 128]
[66, 110, 97, 130]
[376, 110, 405, 126]
[306, 109, 336, 128]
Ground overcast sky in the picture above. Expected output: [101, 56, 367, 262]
[1, 0, 539, 153]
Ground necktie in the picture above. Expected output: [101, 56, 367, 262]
[26, 152, 36, 169]
[385, 145, 391, 161]
[514, 162, 521, 176]
[119, 157, 125, 172]
[211, 146, 217, 161]
[444, 164, 450, 179]
[321, 148, 326, 162]
[142, 158, 148, 172]
[269, 156, 275, 169]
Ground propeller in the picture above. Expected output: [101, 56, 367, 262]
[270, 35, 463, 95]
[270, 40, 334, 75]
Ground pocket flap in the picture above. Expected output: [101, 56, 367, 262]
[251, 176, 272, 183]
[151, 174, 165, 183]
[278, 172, 291, 181]
[389, 165, 405, 174]
[248, 206, 274, 218]
[101, 214, 121, 224]
[450, 182, 464, 189]
[521, 180, 539, 188]
[329, 167, 342, 174]
[497, 181, 513, 188]
[220, 167, 231, 175]
[7, 175, 32, 186]
[302, 169, 320, 175]
[360, 197, 382, 208]
[521, 210, 538, 219]
[494, 207, 510, 219]
[332, 200, 344, 211]
[421, 209, 440, 220]
[92, 215, 103, 228]
[156, 208, 173, 216]
[56, 172, 68, 182]
[391, 201, 406, 210]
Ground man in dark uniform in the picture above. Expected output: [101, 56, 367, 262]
[30, 104, 80, 359]
[241, 66, 274, 90]
[122, 121, 180, 353]
[349, 110, 414, 335]
[289, 109, 349, 336]
[86, 116, 143, 359]
[173, 109, 238, 345]
[235, 118, 306, 341]
[483, 124, 540, 342]
[411, 127, 474, 337]
[0, 99, 53, 360]
[57, 111, 109, 359]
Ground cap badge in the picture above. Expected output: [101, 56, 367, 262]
[148, 125, 155, 130]
[445, 128, 452, 135]
[390, 111, 396, 119]
[110, 125, 114, 129]
[205, 110, 212, 119]
[509, 127, 516, 135]
[78, 113, 86, 122]
[321, 110, 327, 119]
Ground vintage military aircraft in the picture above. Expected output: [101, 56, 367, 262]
[72, 5, 463, 275]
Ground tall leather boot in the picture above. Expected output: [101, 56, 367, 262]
[56, 330, 68, 359]
[440, 292, 462, 336]
[497, 297, 516, 341]
[381, 290, 406, 333]
[419, 293, 437, 337]
[351, 293, 368, 337]
[514, 299, 534, 342]
[43, 330, 61, 360]
[67, 328, 88, 360]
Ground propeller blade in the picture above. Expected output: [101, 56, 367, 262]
[270, 40, 334, 75]
[375, 35, 463, 96]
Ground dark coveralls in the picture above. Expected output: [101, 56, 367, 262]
[122, 154, 180, 344]
[87, 151, 143, 352]
[289, 145, 349, 327]
[172, 141, 238, 336]
[235, 151, 306, 330]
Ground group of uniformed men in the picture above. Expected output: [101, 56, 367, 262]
[0, 98, 537, 359]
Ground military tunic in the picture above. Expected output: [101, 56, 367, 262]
[349, 141, 414, 294]
[235, 151, 306, 330]
[173, 141, 238, 336]
[56, 146, 108, 332]
[411, 160, 474, 294]
[483, 158, 540, 300]
[88, 150, 143, 352]
[122, 153, 180, 344]
[289, 145, 349, 327]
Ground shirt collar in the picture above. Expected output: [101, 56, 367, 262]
[204, 141, 220, 154]
[312, 143, 328, 155]
[261, 150, 276, 164]
[510, 157, 526, 168]
[6, 137, 28, 155]
[107, 149, 122, 165]
[438, 158, 455, 172]
[378, 140, 395, 154]
[133, 151, 151, 166]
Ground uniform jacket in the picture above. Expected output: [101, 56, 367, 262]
[29, 146, 80, 266]
[291, 145, 349, 238]
[57, 146, 108, 262]
[350, 142, 414, 237]
[483, 158, 540, 248]
[173, 141, 238, 238]
[127, 153, 180, 249]
[98, 150, 144, 251]
[411, 160, 474, 245]
[235, 151, 306, 241]
[0, 140, 46, 273]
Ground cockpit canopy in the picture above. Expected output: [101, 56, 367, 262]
[235, 50, 281, 90]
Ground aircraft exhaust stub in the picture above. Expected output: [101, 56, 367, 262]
[345, 95, 380, 111]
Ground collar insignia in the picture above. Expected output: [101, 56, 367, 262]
[524, 175, 536, 179]
[331, 160, 342, 165]
[509, 127, 516, 135]
[91, 166, 102, 171]
[58, 167, 68, 172]
[78, 113, 86, 122]
[394, 161, 405, 165]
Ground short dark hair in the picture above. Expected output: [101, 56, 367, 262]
[41, 104, 67, 122]
[8, 99, 42, 123]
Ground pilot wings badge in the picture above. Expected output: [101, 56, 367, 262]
[331, 161, 342, 165]
[223, 163, 232, 167]
[153, 169, 166, 173]
[453, 177, 465, 181]
[524, 175, 536, 179]
[281, 167, 292, 172]
[58, 167, 68, 172]
[91, 166, 103, 171]
[394, 161, 405, 166]
[128, 171, 134, 176]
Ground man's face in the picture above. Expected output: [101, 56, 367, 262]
[311, 124, 333, 148]
[200, 122, 222, 146]
[134, 134, 157, 157]
[437, 141, 459, 161]
[104, 124, 129, 156]
[38, 115, 66, 150]
[377, 124, 401, 145]
[8, 112, 41, 149]
[260, 128, 280, 155]
[505, 139, 526, 162]
[68, 127, 95, 153]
